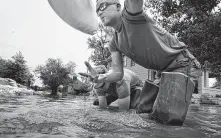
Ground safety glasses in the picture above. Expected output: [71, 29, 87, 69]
[96, 2, 117, 13]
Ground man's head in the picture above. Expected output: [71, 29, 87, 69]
[96, 0, 121, 26]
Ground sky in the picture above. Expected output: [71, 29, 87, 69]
[0, 0, 124, 86]
[0, 0, 95, 74]
[0, 0, 218, 86]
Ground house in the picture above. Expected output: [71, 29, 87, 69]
[198, 69, 221, 94]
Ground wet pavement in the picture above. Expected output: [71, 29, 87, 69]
[0, 94, 221, 138]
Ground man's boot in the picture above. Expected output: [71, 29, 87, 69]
[136, 80, 159, 114]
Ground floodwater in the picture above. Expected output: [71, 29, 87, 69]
[0, 93, 221, 138]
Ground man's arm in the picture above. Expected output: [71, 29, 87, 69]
[98, 51, 124, 83]
[98, 96, 108, 109]
[117, 80, 131, 111]
[118, 96, 130, 110]
[125, 0, 144, 14]
[95, 87, 108, 109]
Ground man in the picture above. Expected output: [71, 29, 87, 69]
[82, 64, 143, 110]
[92, 0, 202, 124]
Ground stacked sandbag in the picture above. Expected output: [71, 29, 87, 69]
[0, 78, 11, 86]
[0, 78, 27, 88]
[0, 77, 35, 97]
[7, 78, 17, 87]
[0, 78, 18, 87]
[0, 84, 17, 97]
[0, 84, 34, 97]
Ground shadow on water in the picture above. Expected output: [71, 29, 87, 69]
[0, 93, 221, 138]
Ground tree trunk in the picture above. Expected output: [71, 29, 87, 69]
[51, 87, 58, 95]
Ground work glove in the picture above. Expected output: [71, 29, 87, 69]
[79, 61, 106, 88]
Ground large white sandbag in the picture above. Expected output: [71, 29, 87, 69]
[48, 0, 99, 35]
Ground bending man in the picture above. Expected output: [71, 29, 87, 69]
[92, 0, 202, 124]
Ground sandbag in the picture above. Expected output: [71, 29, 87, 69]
[0, 78, 11, 86]
[151, 72, 195, 126]
[48, 0, 99, 35]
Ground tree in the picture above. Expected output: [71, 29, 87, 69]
[65, 61, 77, 76]
[0, 57, 7, 77]
[0, 58, 16, 79]
[87, 24, 114, 67]
[0, 52, 34, 86]
[35, 58, 76, 95]
[12, 52, 34, 85]
[144, 0, 221, 75]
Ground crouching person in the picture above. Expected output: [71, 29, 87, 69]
[95, 68, 143, 110]
[80, 63, 142, 111]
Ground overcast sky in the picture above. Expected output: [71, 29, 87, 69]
[0, 0, 125, 86]
[0, 0, 95, 74]
[0, 0, 218, 86]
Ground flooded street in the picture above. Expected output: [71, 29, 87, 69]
[0, 94, 221, 138]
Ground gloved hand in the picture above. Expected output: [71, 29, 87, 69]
[79, 61, 106, 88]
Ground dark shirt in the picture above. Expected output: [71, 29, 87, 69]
[109, 5, 186, 71]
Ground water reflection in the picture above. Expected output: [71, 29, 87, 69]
[0, 94, 221, 138]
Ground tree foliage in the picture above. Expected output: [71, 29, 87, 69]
[35, 58, 76, 95]
[145, 0, 221, 75]
[87, 24, 114, 67]
[0, 52, 34, 86]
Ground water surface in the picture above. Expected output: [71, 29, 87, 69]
[0, 94, 221, 138]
